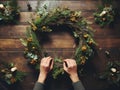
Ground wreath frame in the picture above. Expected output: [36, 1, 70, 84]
[21, 7, 97, 79]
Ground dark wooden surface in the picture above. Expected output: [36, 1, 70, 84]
[0, 0, 120, 90]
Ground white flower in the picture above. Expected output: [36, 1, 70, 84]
[5, 74, 12, 79]
[11, 67, 17, 72]
[100, 11, 107, 16]
[0, 4, 4, 8]
[34, 55, 38, 60]
[110, 67, 117, 73]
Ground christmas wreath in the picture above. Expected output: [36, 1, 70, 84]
[21, 7, 96, 78]
[0, 62, 26, 85]
[0, 0, 20, 24]
[99, 61, 120, 86]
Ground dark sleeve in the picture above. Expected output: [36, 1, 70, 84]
[33, 82, 44, 90]
[73, 81, 85, 90]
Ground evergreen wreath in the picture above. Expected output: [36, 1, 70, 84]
[0, 0, 20, 24]
[0, 62, 26, 85]
[21, 7, 97, 79]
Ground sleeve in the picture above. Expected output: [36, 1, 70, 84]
[73, 81, 85, 90]
[33, 82, 44, 90]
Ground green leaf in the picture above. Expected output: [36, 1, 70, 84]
[20, 38, 27, 46]
[15, 71, 26, 82]
[31, 30, 40, 47]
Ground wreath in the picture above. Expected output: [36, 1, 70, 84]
[0, 0, 20, 24]
[93, 0, 115, 27]
[20, 7, 97, 79]
[0, 62, 26, 85]
[94, 5, 115, 27]
[99, 61, 120, 86]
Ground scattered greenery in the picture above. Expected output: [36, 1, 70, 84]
[21, 7, 96, 79]
[99, 61, 120, 86]
[0, 62, 26, 85]
[0, 0, 20, 24]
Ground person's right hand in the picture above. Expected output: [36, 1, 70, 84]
[63, 59, 79, 83]
[38, 56, 53, 83]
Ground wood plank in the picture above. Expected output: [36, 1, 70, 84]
[1, 0, 101, 11]
[0, 31, 76, 50]
[0, 24, 120, 39]
[0, 25, 28, 39]
[96, 38, 120, 48]
[0, 38, 120, 51]
[0, 39, 24, 51]
[17, 0, 100, 11]
[20, 12, 34, 23]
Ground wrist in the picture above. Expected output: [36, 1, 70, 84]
[70, 73, 79, 83]
[37, 73, 47, 84]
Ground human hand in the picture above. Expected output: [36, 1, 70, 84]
[63, 59, 79, 83]
[38, 56, 53, 83]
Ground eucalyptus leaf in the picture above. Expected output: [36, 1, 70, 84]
[20, 38, 27, 46]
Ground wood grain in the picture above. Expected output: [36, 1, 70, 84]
[0, 0, 120, 90]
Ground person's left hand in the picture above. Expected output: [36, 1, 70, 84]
[38, 56, 53, 83]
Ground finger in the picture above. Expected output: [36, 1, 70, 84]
[69, 59, 76, 65]
[64, 59, 76, 68]
[45, 56, 52, 66]
[65, 59, 72, 68]
[50, 60, 54, 70]
[41, 56, 51, 66]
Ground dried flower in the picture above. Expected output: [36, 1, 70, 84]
[102, 18, 106, 21]
[0, 4, 4, 9]
[80, 56, 86, 64]
[70, 17, 77, 22]
[30, 59, 37, 65]
[88, 41, 93, 44]
[88, 39, 94, 45]
[11, 67, 17, 72]
[1, 69, 6, 73]
[32, 46, 35, 49]
[33, 55, 38, 60]
[110, 67, 117, 73]
[29, 22, 37, 31]
[81, 45, 87, 51]
[42, 26, 47, 30]
[5, 74, 12, 79]
[100, 11, 107, 16]
[27, 37, 32, 42]
[84, 34, 89, 38]
[25, 48, 28, 51]
[10, 77, 16, 84]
